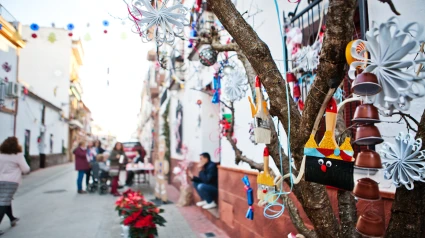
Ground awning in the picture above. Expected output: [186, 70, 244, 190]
[69, 119, 84, 129]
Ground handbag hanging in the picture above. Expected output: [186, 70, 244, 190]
[304, 98, 355, 191]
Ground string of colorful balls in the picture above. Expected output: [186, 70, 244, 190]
[29, 20, 111, 39]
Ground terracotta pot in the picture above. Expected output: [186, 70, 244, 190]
[352, 72, 382, 96]
[356, 211, 385, 237]
[353, 178, 380, 200]
[354, 124, 384, 145]
[353, 104, 380, 123]
[355, 149, 382, 169]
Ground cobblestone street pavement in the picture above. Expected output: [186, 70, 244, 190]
[0, 164, 227, 238]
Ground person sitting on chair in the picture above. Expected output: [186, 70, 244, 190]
[188, 152, 218, 209]
[125, 149, 145, 186]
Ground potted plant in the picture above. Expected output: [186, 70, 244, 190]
[115, 189, 166, 238]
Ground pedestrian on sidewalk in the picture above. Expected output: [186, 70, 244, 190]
[188, 152, 218, 209]
[86, 141, 97, 185]
[0, 137, 30, 235]
[73, 141, 90, 194]
[108, 142, 128, 196]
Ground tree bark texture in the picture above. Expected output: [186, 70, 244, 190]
[385, 110, 425, 238]
[209, 0, 356, 237]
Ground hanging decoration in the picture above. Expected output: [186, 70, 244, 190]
[380, 132, 425, 190]
[257, 147, 276, 206]
[126, 0, 189, 46]
[2, 62, 11, 73]
[47, 32, 57, 43]
[242, 175, 254, 220]
[30, 23, 39, 31]
[211, 74, 221, 104]
[84, 33, 92, 41]
[248, 76, 271, 144]
[348, 17, 425, 112]
[199, 47, 218, 66]
[304, 98, 355, 191]
[188, 22, 197, 48]
[223, 67, 248, 102]
[67, 23, 75, 37]
[103, 20, 109, 34]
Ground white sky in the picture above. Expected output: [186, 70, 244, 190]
[1, 0, 152, 141]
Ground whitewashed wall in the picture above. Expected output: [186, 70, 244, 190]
[19, 26, 72, 117]
[0, 33, 19, 142]
[16, 96, 42, 155]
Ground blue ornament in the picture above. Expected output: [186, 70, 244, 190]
[30, 23, 39, 31]
[0, 24, 2, 30]
[212, 90, 220, 104]
[67, 23, 75, 31]
[103, 20, 109, 27]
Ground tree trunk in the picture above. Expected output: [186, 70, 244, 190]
[385, 110, 425, 238]
[208, 0, 356, 237]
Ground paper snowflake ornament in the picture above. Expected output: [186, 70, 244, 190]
[348, 17, 425, 112]
[126, 0, 189, 46]
[48, 33, 56, 43]
[223, 68, 248, 102]
[380, 132, 425, 190]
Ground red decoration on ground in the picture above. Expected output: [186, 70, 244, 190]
[31, 33, 37, 38]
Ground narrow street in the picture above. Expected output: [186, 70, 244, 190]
[0, 164, 204, 238]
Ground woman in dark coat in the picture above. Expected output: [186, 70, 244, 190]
[108, 142, 128, 196]
[73, 141, 90, 194]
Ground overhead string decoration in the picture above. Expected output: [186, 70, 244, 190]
[248, 76, 271, 144]
[125, 0, 189, 46]
[348, 17, 425, 112]
[67, 23, 75, 37]
[103, 20, 109, 34]
[30, 23, 39, 38]
[211, 74, 221, 104]
[242, 175, 254, 220]
[380, 132, 425, 190]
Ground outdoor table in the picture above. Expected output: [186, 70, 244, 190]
[126, 163, 154, 184]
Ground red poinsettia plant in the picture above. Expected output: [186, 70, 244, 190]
[115, 189, 166, 238]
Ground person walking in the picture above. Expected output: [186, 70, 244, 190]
[108, 142, 128, 196]
[188, 152, 218, 209]
[0, 137, 30, 235]
[73, 141, 90, 194]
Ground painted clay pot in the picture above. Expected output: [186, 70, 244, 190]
[353, 178, 380, 200]
[356, 211, 385, 237]
[355, 149, 382, 169]
[352, 72, 382, 96]
[353, 104, 380, 123]
[354, 124, 384, 146]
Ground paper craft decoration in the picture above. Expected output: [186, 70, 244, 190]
[223, 67, 248, 102]
[199, 47, 218, 66]
[212, 74, 221, 104]
[348, 17, 425, 112]
[242, 175, 254, 220]
[155, 137, 170, 202]
[380, 132, 425, 190]
[48, 33, 56, 43]
[126, 0, 189, 46]
[304, 98, 355, 191]
[257, 147, 276, 206]
[248, 76, 270, 144]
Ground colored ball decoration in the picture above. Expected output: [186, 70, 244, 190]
[196, 99, 202, 105]
[199, 48, 218, 66]
[67, 23, 75, 31]
[102, 20, 110, 27]
[104, 30, 108, 34]
[31, 33, 37, 38]
[30, 23, 39, 31]
[68, 32, 73, 37]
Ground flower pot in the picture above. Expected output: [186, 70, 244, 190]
[356, 211, 385, 237]
[355, 149, 382, 169]
[352, 104, 380, 123]
[121, 225, 130, 238]
[352, 72, 382, 96]
[353, 124, 383, 146]
[353, 178, 380, 200]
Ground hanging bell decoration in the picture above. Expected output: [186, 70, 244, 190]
[211, 74, 221, 104]
[352, 72, 382, 96]
[199, 47, 218, 66]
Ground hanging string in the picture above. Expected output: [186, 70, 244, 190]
[262, 0, 294, 220]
